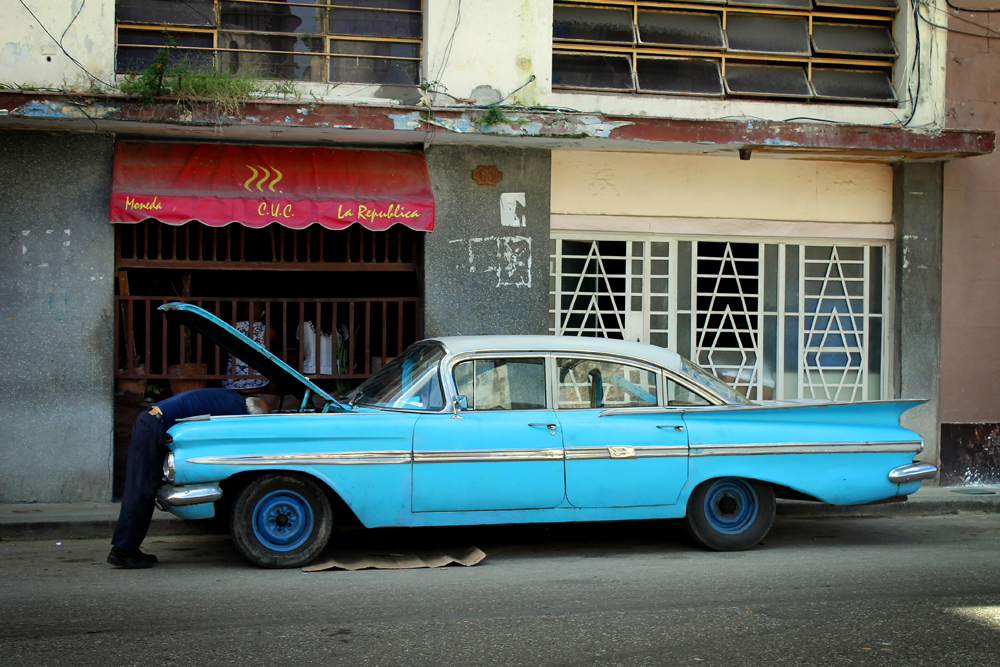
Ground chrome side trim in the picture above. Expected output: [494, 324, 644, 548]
[689, 440, 924, 457]
[414, 448, 564, 463]
[156, 483, 222, 506]
[187, 451, 410, 465]
[566, 445, 687, 460]
[888, 463, 938, 483]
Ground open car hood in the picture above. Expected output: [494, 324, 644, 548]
[159, 303, 344, 411]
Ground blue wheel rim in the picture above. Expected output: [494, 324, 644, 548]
[703, 479, 758, 534]
[251, 489, 314, 552]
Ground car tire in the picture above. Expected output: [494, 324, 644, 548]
[230, 473, 333, 568]
[684, 477, 775, 551]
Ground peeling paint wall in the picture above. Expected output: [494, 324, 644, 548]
[0, 130, 115, 503]
[551, 151, 893, 224]
[422, 1, 946, 129]
[0, 0, 115, 90]
[425, 0, 551, 107]
[0, 0, 947, 128]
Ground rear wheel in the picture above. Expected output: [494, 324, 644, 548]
[684, 477, 775, 551]
[230, 473, 332, 568]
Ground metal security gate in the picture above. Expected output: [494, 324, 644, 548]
[550, 237, 889, 402]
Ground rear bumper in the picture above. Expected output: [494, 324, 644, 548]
[888, 463, 938, 484]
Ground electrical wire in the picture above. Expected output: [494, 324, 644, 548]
[17, 0, 111, 87]
[931, 2, 1000, 32]
[483, 75, 537, 108]
[918, 0, 1000, 36]
[901, 0, 922, 126]
[59, 0, 85, 45]
[945, 0, 1000, 12]
[433, 0, 462, 86]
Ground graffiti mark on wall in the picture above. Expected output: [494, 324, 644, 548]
[450, 236, 532, 288]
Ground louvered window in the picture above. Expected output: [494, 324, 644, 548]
[553, 0, 897, 104]
[116, 0, 422, 85]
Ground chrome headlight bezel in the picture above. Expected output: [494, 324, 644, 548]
[163, 452, 175, 483]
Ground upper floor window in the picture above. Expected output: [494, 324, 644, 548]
[552, 0, 897, 105]
[116, 0, 422, 85]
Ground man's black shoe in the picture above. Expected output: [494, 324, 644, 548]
[107, 546, 158, 569]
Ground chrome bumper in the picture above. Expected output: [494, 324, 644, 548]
[155, 483, 223, 506]
[888, 463, 938, 484]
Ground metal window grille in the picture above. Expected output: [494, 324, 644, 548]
[115, 0, 422, 85]
[552, 0, 898, 104]
[550, 236, 889, 401]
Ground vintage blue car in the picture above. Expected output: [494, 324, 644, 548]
[156, 303, 937, 568]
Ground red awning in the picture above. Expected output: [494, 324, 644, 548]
[110, 142, 434, 232]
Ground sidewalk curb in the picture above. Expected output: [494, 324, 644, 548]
[776, 496, 1000, 519]
[0, 511, 224, 542]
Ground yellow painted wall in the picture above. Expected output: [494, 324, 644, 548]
[552, 151, 893, 224]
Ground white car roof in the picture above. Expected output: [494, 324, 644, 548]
[429, 335, 684, 372]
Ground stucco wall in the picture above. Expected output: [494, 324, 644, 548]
[0, 0, 115, 89]
[552, 151, 893, 224]
[423, 145, 551, 337]
[0, 130, 115, 502]
[941, 25, 1000, 424]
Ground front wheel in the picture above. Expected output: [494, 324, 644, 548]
[230, 473, 333, 568]
[684, 477, 775, 551]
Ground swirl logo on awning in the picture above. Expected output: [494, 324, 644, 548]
[243, 165, 284, 192]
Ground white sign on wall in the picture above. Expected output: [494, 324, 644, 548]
[500, 193, 526, 227]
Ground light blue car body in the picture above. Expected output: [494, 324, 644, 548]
[159, 304, 930, 530]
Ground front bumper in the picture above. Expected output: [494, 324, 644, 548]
[888, 463, 938, 484]
[155, 483, 223, 506]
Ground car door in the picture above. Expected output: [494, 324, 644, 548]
[411, 355, 566, 512]
[557, 356, 699, 508]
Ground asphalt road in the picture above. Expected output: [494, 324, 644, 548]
[2, 514, 999, 667]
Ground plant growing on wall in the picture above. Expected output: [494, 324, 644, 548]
[116, 33, 295, 116]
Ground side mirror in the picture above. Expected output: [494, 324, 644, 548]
[451, 395, 468, 419]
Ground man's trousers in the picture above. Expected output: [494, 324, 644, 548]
[112, 411, 168, 552]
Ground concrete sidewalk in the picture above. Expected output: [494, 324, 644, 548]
[2, 485, 998, 543]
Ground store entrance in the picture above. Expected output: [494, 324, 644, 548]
[112, 219, 422, 497]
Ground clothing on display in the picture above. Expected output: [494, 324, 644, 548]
[222, 320, 270, 390]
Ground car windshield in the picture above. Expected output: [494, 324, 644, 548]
[678, 358, 753, 405]
[352, 342, 446, 411]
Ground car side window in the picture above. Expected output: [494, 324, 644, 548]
[557, 358, 658, 409]
[452, 358, 547, 410]
[666, 376, 712, 407]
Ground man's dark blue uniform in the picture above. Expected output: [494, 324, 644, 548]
[109, 388, 247, 568]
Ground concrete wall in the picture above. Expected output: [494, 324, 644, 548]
[423, 145, 551, 337]
[893, 162, 944, 471]
[0, 130, 115, 502]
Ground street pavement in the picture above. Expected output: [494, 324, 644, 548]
[1, 512, 999, 666]
[2, 483, 999, 542]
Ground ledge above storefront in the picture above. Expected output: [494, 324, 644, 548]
[0, 91, 992, 163]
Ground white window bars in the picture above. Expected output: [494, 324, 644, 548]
[550, 237, 888, 401]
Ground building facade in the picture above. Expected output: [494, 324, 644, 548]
[0, 0, 993, 502]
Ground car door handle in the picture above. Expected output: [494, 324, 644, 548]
[657, 425, 684, 432]
[528, 423, 558, 435]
